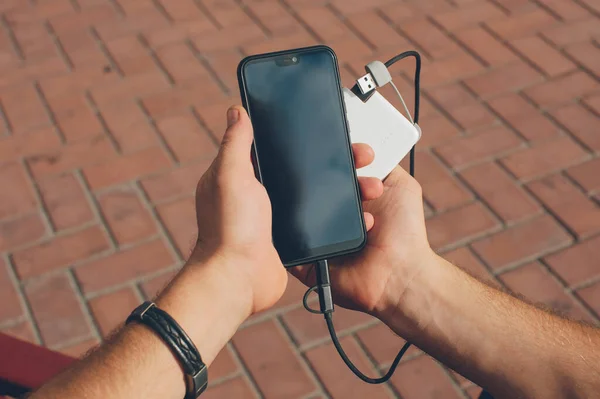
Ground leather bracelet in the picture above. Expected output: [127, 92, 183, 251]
[127, 301, 208, 398]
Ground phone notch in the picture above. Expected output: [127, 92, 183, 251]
[275, 54, 300, 67]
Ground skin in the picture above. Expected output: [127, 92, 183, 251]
[31, 106, 600, 399]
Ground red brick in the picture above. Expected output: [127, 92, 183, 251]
[25, 272, 91, 346]
[472, 215, 571, 270]
[83, 147, 172, 190]
[499, 262, 590, 320]
[545, 235, 600, 286]
[191, 24, 265, 52]
[566, 158, 600, 194]
[355, 323, 421, 366]
[0, 212, 46, 251]
[460, 161, 541, 224]
[56, 28, 108, 70]
[97, 187, 157, 245]
[140, 76, 226, 118]
[0, 126, 62, 162]
[145, 19, 215, 48]
[88, 287, 140, 337]
[155, 0, 210, 22]
[296, 7, 354, 43]
[443, 247, 496, 283]
[426, 83, 477, 109]
[28, 134, 116, 179]
[155, 42, 210, 84]
[583, 94, 600, 114]
[434, 126, 523, 168]
[565, 42, 600, 78]
[90, 73, 171, 108]
[201, 0, 252, 27]
[140, 269, 178, 300]
[281, 305, 372, 346]
[553, 104, 600, 152]
[141, 160, 210, 204]
[391, 355, 462, 399]
[421, 53, 483, 88]
[0, 162, 37, 219]
[13, 226, 110, 278]
[426, 202, 500, 251]
[75, 238, 175, 294]
[202, 377, 256, 399]
[232, 320, 316, 398]
[192, 99, 232, 142]
[59, 338, 99, 358]
[244, 0, 301, 36]
[305, 336, 390, 399]
[536, 0, 590, 20]
[511, 113, 564, 142]
[98, 101, 158, 154]
[1, 321, 37, 344]
[103, 36, 157, 77]
[210, 345, 239, 380]
[434, 2, 504, 31]
[542, 18, 600, 47]
[528, 174, 600, 238]
[326, 35, 372, 62]
[38, 173, 94, 231]
[401, 18, 460, 59]
[455, 27, 517, 66]
[510, 36, 577, 76]
[156, 197, 197, 257]
[410, 112, 462, 148]
[501, 136, 589, 181]
[202, 48, 242, 93]
[416, 152, 473, 210]
[524, 71, 599, 108]
[0, 258, 23, 322]
[576, 281, 600, 318]
[155, 112, 217, 163]
[486, 93, 538, 121]
[330, 0, 398, 14]
[464, 62, 542, 98]
[487, 8, 559, 40]
[50, 94, 104, 142]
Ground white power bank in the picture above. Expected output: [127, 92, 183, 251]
[344, 88, 421, 180]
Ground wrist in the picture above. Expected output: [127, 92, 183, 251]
[154, 252, 253, 365]
[374, 249, 445, 338]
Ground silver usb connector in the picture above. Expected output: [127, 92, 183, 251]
[357, 73, 376, 95]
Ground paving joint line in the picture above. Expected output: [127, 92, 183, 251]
[233, 0, 271, 37]
[190, 106, 222, 147]
[186, 39, 231, 96]
[89, 27, 125, 78]
[133, 178, 187, 263]
[278, 0, 324, 42]
[45, 20, 74, 72]
[66, 268, 104, 344]
[327, 3, 376, 50]
[377, 9, 428, 60]
[151, 0, 174, 23]
[136, 99, 181, 165]
[274, 315, 328, 399]
[85, 91, 123, 153]
[138, 33, 176, 86]
[352, 331, 400, 398]
[193, 0, 223, 30]
[228, 338, 266, 398]
[572, 0, 600, 18]
[4, 253, 44, 345]
[428, 16, 489, 68]
[295, 318, 380, 353]
[33, 81, 67, 144]
[20, 158, 55, 238]
[0, 14, 25, 61]
[77, 170, 120, 250]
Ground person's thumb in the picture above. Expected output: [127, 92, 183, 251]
[218, 105, 254, 166]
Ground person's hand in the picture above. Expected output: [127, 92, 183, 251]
[291, 165, 434, 318]
[188, 105, 384, 315]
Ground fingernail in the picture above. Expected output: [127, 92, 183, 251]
[227, 107, 239, 127]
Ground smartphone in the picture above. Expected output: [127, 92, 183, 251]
[237, 45, 366, 267]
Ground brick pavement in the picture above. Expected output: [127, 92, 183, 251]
[0, 0, 599, 397]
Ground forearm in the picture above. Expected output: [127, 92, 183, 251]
[379, 253, 600, 398]
[31, 254, 251, 399]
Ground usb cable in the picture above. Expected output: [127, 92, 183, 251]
[303, 51, 422, 384]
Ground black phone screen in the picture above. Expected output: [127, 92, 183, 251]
[240, 47, 365, 266]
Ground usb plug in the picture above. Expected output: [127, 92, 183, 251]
[357, 73, 376, 95]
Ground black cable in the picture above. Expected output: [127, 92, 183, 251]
[302, 51, 421, 384]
